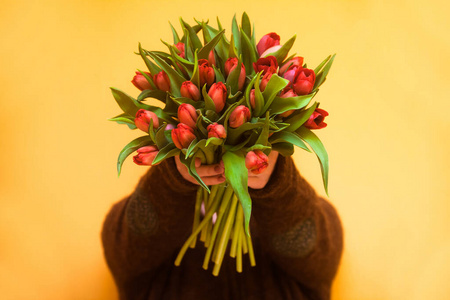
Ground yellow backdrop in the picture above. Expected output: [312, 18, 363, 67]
[1, 0, 449, 299]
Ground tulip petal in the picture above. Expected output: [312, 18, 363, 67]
[284, 102, 319, 132]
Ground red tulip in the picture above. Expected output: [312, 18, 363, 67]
[249, 89, 256, 109]
[198, 59, 215, 87]
[208, 50, 216, 66]
[279, 89, 297, 118]
[224, 57, 246, 90]
[282, 65, 299, 83]
[279, 57, 304, 76]
[292, 68, 315, 95]
[260, 72, 273, 92]
[133, 146, 159, 166]
[134, 109, 159, 132]
[208, 82, 227, 113]
[228, 105, 250, 128]
[153, 71, 171, 92]
[256, 32, 280, 56]
[245, 150, 269, 174]
[180, 81, 201, 101]
[253, 56, 278, 75]
[304, 108, 328, 130]
[207, 123, 226, 139]
[175, 42, 185, 59]
[171, 123, 196, 149]
[131, 71, 152, 91]
[178, 103, 198, 128]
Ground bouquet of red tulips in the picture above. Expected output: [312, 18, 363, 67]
[110, 13, 334, 276]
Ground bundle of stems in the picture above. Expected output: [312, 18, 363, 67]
[174, 183, 255, 276]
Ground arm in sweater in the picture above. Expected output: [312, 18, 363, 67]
[101, 158, 199, 298]
[250, 155, 343, 298]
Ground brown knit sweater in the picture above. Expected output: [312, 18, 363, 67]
[101, 156, 343, 300]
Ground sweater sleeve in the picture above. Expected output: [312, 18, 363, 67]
[249, 155, 343, 298]
[101, 158, 198, 299]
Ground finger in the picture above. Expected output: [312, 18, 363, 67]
[195, 163, 224, 177]
[201, 175, 226, 186]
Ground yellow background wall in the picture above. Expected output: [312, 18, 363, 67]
[1, 0, 449, 299]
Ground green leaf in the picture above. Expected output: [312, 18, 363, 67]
[227, 121, 264, 145]
[180, 18, 203, 50]
[313, 54, 332, 74]
[202, 84, 217, 112]
[271, 142, 294, 157]
[268, 92, 315, 115]
[285, 102, 318, 132]
[255, 112, 270, 146]
[152, 143, 179, 165]
[269, 131, 311, 152]
[190, 51, 200, 86]
[110, 88, 140, 116]
[179, 151, 210, 192]
[252, 72, 265, 117]
[296, 127, 329, 195]
[261, 74, 290, 113]
[231, 15, 241, 55]
[240, 30, 257, 76]
[169, 21, 180, 44]
[137, 69, 157, 90]
[267, 35, 296, 65]
[146, 51, 186, 97]
[241, 12, 252, 39]
[314, 54, 336, 91]
[198, 29, 225, 60]
[246, 144, 271, 153]
[155, 125, 169, 149]
[138, 44, 161, 75]
[117, 136, 153, 175]
[222, 151, 252, 235]
[108, 113, 137, 130]
[137, 89, 168, 102]
[213, 65, 225, 83]
[205, 137, 223, 146]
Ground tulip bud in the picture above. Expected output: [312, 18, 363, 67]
[134, 109, 159, 133]
[229, 105, 251, 128]
[260, 72, 273, 92]
[198, 59, 215, 87]
[292, 68, 315, 95]
[256, 32, 280, 56]
[171, 123, 196, 149]
[253, 56, 278, 75]
[178, 103, 198, 128]
[224, 58, 246, 90]
[131, 71, 152, 91]
[249, 89, 256, 109]
[180, 81, 201, 101]
[165, 123, 175, 131]
[175, 42, 185, 59]
[279, 57, 304, 76]
[304, 108, 328, 130]
[133, 145, 159, 166]
[279, 89, 297, 118]
[207, 123, 227, 139]
[245, 150, 269, 174]
[208, 82, 227, 113]
[153, 71, 171, 92]
[208, 50, 216, 66]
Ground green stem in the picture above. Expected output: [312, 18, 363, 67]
[174, 192, 222, 266]
[241, 225, 248, 254]
[230, 203, 244, 258]
[202, 185, 234, 270]
[246, 228, 256, 267]
[212, 194, 238, 276]
[204, 184, 225, 247]
[236, 227, 243, 273]
[190, 188, 203, 248]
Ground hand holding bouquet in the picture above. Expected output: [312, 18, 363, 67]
[110, 13, 334, 275]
